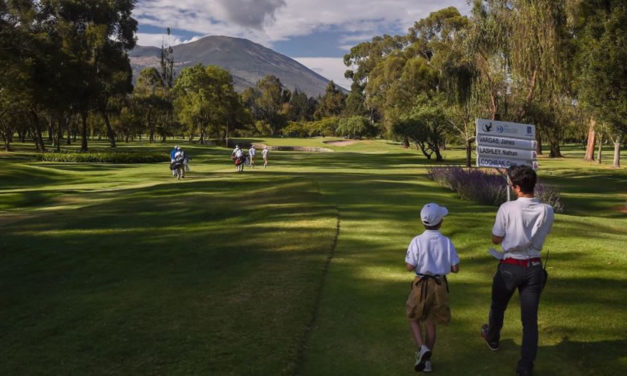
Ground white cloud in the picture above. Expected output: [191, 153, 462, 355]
[293, 57, 352, 90]
[136, 32, 201, 48]
[134, 0, 471, 50]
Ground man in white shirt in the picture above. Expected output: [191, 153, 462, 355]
[262, 146, 269, 168]
[249, 146, 256, 168]
[481, 165, 554, 376]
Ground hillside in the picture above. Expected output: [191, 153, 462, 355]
[129, 35, 334, 97]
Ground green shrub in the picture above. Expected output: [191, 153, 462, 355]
[336, 116, 376, 138]
[308, 117, 339, 136]
[282, 121, 308, 137]
[37, 152, 169, 163]
[255, 120, 273, 136]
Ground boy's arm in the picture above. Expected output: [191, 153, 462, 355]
[406, 263, 416, 272]
[492, 235, 504, 244]
[450, 264, 459, 273]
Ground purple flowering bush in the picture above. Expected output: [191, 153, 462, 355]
[426, 167, 564, 212]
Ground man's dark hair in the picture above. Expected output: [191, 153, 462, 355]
[507, 165, 536, 194]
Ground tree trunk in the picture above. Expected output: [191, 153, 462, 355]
[584, 118, 596, 161]
[48, 119, 54, 143]
[490, 93, 497, 120]
[415, 142, 431, 159]
[30, 111, 46, 152]
[434, 145, 443, 162]
[613, 141, 621, 168]
[549, 140, 562, 158]
[66, 118, 72, 145]
[536, 133, 543, 155]
[596, 133, 603, 164]
[56, 116, 65, 152]
[80, 112, 89, 152]
[1, 124, 10, 151]
[102, 110, 116, 148]
[465, 138, 472, 168]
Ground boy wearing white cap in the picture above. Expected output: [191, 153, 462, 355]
[405, 203, 460, 373]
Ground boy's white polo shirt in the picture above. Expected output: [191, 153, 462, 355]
[405, 230, 459, 275]
[492, 197, 554, 260]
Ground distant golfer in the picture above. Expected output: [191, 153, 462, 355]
[169, 145, 180, 176]
[249, 146, 256, 168]
[405, 203, 459, 373]
[231, 144, 246, 173]
[262, 146, 269, 168]
[481, 165, 554, 376]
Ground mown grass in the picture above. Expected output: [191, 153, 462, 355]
[1, 139, 625, 375]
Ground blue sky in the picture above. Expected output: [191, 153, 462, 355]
[134, 0, 471, 89]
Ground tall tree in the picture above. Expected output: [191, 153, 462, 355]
[4, 0, 139, 151]
[134, 67, 171, 142]
[314, 81, 346, 120]
[575, 0, 626, 167]
[255, 75, 288, 135]
[173, 64, 247, 144]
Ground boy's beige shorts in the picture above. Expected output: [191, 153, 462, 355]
[406, 276, 451, 324]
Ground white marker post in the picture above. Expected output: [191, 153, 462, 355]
[475, 119, 538, 201]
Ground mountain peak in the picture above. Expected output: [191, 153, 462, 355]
[129, 35, 334, 97]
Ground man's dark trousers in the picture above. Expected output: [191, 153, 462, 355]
[486, 262, 546, 373]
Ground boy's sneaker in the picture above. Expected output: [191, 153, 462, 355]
[423, 360, 432, 373]
[414, 345, 432, 372]
[481, 324, 499, 351]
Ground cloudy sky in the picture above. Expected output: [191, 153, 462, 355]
[134, 0, 471, 89]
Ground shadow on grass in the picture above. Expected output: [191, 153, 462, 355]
[0, 176, 339, 375]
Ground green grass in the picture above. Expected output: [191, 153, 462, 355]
[1, 139, 626, 375]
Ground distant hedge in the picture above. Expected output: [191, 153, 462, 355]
[37, 152, 169, 163]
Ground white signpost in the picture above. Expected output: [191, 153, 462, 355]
[475, 119, 538, 170]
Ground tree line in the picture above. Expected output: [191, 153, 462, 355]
[0, 1, 357, 152]
[1, 1, 625, 167]
[343, 0, 625, 167]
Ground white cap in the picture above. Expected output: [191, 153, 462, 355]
[420, 203, 448, 226]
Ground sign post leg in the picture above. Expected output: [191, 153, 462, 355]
[495, 168, 511, 201]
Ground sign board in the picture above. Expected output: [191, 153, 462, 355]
[477, 145, 537, 160]
[476, 119, 536, 140]
[476, 135, 536, 150]
[475, 119, 538, 169]
[477, 156, 539, 170]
